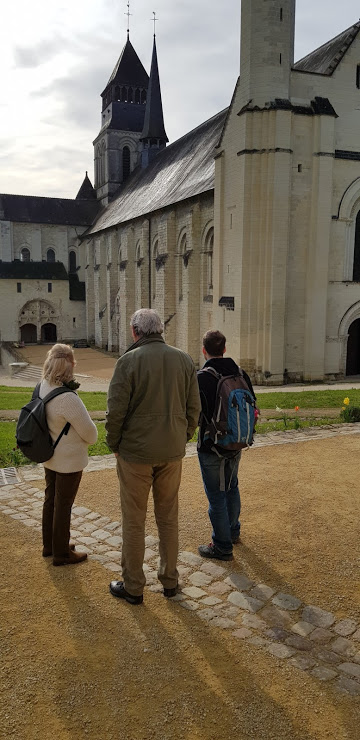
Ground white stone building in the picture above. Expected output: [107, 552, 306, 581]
[3, 2, 360, 382]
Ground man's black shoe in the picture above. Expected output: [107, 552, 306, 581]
[163, 585, 179, 598]
[109, 580, 143, 605]
[198, 543, 233, 561]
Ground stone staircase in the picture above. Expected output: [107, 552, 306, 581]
[13, 364, 42, 383]
[73, 339, 88, 348]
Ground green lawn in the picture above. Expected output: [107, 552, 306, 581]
[0, 387, 108, 412]
[1, 385, 359, 413]
[256, 389, 360, 410]
[1, 384, 359, 467]
[0, 421, 110, 468]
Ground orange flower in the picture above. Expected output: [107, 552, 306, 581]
[294, 406, 299, 412]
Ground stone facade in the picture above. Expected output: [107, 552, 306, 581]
[86, 3, 360, 381]
[0, 219, 88, 344]
[84, 193, 214, 367]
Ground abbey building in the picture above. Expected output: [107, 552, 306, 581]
[2, 1, 360, 382]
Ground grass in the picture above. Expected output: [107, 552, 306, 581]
[256, 389, 360, 409]
[0, 387, 108, 412]
[255, 417, 342, 435]
[0, 421, 111, 468]
[1, 384, 359, 467]
[1, 386, 360, 412]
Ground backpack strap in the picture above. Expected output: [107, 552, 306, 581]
[42, 387, 76, 404]
[38, 385, 75, 449]
[199, 366, 222, 381]
[53, 422, 71, 450]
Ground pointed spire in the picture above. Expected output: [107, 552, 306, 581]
[102, 37, 149, 95]
[76, 172, 97, 200]
[140, 36, 168, 143]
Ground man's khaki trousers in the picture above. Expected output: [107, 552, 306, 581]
[117, 457, 182, 596]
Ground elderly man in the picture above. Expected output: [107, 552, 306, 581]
[106, 308, 201, 605]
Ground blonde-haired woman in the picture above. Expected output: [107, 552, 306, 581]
[40, 343, 97, 566]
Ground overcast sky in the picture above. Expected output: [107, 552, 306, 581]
[0, 0, 359, 199]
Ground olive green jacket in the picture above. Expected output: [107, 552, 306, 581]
[105, 334, 201, 463]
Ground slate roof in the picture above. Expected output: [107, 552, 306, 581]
[103, 37, 149, 94]
[294, 21, 360, 75]
[0, 262, 68, 280]
[76, 172, 97, 200]
[0, 194, 99, 226]
[87, 107, 228, 235]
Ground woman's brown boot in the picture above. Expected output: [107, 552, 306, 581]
[53, 550, 88, 566]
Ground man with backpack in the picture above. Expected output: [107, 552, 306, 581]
[197, 330, 257, 561]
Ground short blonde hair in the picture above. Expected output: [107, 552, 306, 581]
[42, 344, 75, 385]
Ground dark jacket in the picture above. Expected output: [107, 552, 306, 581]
[197, 357, 256, 453]
[106, 333, 201, 463]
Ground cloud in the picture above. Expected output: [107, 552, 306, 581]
[13, 36, 70, 68]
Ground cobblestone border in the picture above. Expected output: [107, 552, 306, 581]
[1, 480, 359, 697]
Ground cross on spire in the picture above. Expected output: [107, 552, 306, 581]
[125, 1, 132, 39]
[151, 11, 158, 37]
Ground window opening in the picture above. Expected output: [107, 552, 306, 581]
[20, 248, 30, 262]
[123, 146, 131, 181]
[353, 210, 360, 281]
[69, 250, 77, 273]
[17, 283, 21, 293]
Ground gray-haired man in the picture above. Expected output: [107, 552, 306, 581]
[106, 309, 201, 604]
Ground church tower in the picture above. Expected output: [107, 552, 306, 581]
[214, 0, 296, 383]
[239, 0, 295, 107]
[93, 34, 149, 205]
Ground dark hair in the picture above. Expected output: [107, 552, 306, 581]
[203, 330, 226, 357]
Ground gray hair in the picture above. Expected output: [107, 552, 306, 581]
[130, 308, 164, 337]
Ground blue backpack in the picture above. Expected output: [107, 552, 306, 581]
[200, 367, 256, 451]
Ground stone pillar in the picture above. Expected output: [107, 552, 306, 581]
[303, 117, 335, 380]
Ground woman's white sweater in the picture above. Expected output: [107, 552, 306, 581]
[39, 380, 98, 473]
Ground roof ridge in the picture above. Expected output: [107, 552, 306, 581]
[0, 193, 81, 202]
[294, 20, 360, 75]
[295, 21, 360, 67]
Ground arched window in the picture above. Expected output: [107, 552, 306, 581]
[46, 248, 55, 263]
[353, 211, 360, 281]
[141, 89, 146, 105]
[121, 87, 127, 102]
[153, 240, 159, 300]
[69, 251, 77, 273]
[128, 87, 133, 103]
[115, 85, 120, 101]
[20, 248, 30, 262]
[178, 233, 187, 302]
[123, 146, 130, 181]
[205, 227, 214, 291]
[135, 88, 140, 104]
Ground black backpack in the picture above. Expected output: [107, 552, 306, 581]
[16, 384, 74, 463]
[199, 367, 256, 451]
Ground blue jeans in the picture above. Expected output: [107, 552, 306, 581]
[198, 450, 241, 554]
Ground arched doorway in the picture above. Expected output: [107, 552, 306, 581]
[41, 323, 57, 343]
[20, 324, 37, 344]
[346, 319, 360, 375]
